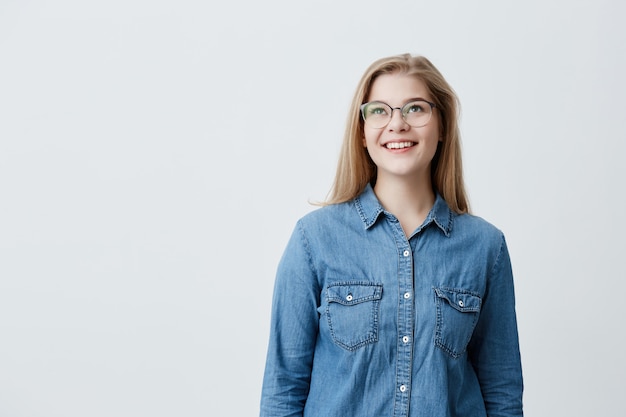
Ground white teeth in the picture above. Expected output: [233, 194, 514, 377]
[385, 141, 415, 149]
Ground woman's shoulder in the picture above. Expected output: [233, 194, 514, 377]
[453, 211, 506, 244]
[450, 213, 511, 270]
[298, 200, 355, 225]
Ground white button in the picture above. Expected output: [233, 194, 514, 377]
[402, 336, 410, 343]
[458, 299, 464, 307]
[403, 250, 410, 257]
[399, 384, 407, 392]
[346, 294, 353, 301]
[404, 292, 411, 299]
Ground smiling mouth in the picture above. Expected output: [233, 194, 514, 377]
[384, 141, 416, 149]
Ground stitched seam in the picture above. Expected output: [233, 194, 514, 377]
[489, 233, 507, 281]
[296, 220, 320, 292]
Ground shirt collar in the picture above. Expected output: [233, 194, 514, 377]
[354, 183, 453, 237]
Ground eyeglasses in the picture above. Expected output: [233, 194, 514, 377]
[360, 99, 437, 129]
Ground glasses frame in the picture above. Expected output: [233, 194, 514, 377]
[360, 99, 437, 129]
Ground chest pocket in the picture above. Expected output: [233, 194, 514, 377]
[326, 282, 383, 351]
[434, 287, 482, 358]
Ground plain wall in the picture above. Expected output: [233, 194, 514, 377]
[1, 0, 624, 415]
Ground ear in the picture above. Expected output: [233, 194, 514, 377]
[362, 136, 367, 147]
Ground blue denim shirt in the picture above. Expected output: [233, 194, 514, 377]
[260, 184, 523, 417]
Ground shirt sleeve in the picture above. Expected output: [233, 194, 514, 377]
[468, 234, 524, 417]
[260, 220, 321, 417]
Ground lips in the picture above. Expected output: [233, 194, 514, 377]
[384, 141, 416, 149]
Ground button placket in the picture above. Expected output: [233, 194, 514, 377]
[386, 215, 414, 417]
[396, 242, 414, 414]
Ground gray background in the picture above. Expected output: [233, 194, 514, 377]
[1, 0, 624, 415]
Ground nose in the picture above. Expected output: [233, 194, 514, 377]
[387, 107, 409, 131]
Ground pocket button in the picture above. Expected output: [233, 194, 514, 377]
[346, 294, 353, 301]
[458, 299, 464, 307]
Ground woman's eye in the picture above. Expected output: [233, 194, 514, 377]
[406, 104, 424, 113]
[369, 106, 387, 115]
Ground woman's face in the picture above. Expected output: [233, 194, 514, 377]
[363, 73, 441, 184]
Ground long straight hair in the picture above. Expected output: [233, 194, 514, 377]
[324, 54, 470, 214]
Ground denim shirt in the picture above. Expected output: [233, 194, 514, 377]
[260, 184, 523, 417]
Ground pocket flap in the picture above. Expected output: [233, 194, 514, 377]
[327, 282, 383, 306]
[434, 287, 481, 312]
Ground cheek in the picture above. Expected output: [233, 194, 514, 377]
[424, 124, 441, 144]
[363, 129, 378, 148]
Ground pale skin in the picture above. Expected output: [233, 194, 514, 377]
[363, 73, 442, 237]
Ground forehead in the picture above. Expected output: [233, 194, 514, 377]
[367, 73, 431, 103]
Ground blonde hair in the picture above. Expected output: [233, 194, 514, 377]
[324, 54, 470, 214]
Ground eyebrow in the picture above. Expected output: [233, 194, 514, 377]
[368, 97, 431, 106]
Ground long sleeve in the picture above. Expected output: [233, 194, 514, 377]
[468, 235, 524, 416]
[260, 221, 321, 417]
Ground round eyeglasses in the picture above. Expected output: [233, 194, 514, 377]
[360, 99, 436, 129]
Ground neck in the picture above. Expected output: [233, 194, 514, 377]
[373, 173, 435, 237]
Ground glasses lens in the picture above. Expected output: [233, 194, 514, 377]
[362, 102, 391, 128]
[402, 100, 432, 127]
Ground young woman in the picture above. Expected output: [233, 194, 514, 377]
[260, 54, 523, 417]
